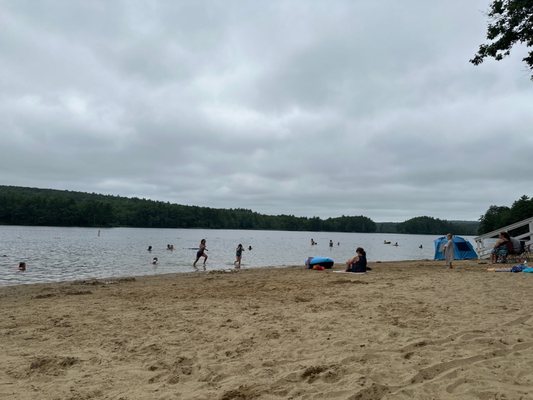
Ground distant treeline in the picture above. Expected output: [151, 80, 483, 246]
[378, 217, 478, 236]
[478, 195, 533, 235]
[0, 185, 478, 235]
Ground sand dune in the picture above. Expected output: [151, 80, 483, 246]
[1, 260, 533, 399]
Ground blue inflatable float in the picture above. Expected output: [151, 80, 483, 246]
[305, 256, 334, 269]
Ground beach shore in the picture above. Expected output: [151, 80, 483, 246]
[1, 260, 533, 399]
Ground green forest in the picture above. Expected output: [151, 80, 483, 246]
[477, 195, 533, 235]
[0, 185, 497, 235]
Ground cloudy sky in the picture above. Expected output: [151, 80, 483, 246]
[1, 1, 532, 222]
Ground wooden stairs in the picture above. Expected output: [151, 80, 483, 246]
[474, 216, 533, 260]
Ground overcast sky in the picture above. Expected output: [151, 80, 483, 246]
[1, 1, 532, 222]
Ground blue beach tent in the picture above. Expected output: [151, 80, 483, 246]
[434, 236, 477, 260]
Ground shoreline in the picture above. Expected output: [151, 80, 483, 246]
[2, 259, 532, 399]
[0, 258, 440, 289]
[0, 263, 308, 289]
[0, 225, 461, 287]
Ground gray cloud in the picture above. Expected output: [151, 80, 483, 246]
[1, 0, 532, 222]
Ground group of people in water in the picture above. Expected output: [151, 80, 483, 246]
[310, 238, 341, 247]
[383, 240, 400, 246]
[146, 239, 252, 271]
[146, 237, 371, 273]
[192, 240, 251, 270]
[147, 244, 174, 265]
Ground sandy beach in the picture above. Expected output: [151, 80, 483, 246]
[1, 260, 533, 400]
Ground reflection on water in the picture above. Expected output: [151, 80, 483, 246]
[0, 226, 474, 286]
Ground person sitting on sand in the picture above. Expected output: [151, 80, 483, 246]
[193, 239, 208, 269]
[490, 231, 512, 264]
[345, 247, 370, 273]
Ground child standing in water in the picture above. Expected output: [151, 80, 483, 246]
[234, 244, 244, 269]
[443, 233, 454, 269]
[193, 239, 208, 269]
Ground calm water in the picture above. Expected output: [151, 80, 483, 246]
[0, 226, 475, 286]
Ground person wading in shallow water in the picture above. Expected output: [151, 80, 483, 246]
[193, 239, 208, 270]
[234, 243, 244, 270]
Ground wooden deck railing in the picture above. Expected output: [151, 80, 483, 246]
[474, 216, 533, 259]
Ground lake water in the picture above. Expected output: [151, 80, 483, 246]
[0, 226, 476, 286]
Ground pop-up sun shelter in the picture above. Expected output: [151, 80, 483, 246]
[434, 236, 477, 260]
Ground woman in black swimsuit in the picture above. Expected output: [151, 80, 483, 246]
[193, 239, 208, 269]
[345, 247, 369, 273]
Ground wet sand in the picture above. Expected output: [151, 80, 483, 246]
[1, 260, 533, 399]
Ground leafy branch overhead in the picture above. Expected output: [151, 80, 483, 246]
[471, 0, 533, 79]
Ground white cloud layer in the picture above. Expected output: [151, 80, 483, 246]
[1, 0, 532, 222]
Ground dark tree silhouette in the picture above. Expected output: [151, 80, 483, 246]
[0, 185, 479, 234]
[471, 0, 533, 79]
